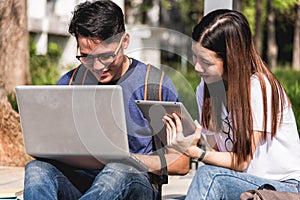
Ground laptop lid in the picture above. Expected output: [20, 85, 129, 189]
[15, 85, 147, 171]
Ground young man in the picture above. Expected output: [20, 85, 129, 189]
[24, 1, 189, 199]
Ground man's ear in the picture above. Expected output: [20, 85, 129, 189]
[122, 33, 130, 49]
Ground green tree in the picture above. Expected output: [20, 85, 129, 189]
[254, 0, 263, 55]
[243, 0, 297, 67]
[292, 0, 300, 70]
[267, 0, 278, 69]
[125, 0, 202, 34]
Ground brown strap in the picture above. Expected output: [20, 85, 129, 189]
[158, 70, 164, 101]
[144, 64, 164, 101]
[144, 64, 151, 100]
[68, 65, 80, 85]
[68, 65, 89, 85]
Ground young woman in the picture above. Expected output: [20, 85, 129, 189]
[163, 9, 300, 199]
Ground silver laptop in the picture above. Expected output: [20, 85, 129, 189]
[15, 85, 147, 171]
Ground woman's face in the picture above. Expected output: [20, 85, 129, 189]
[192, 42, 225, 84]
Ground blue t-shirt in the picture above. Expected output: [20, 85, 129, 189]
[58, 58, 179, 154]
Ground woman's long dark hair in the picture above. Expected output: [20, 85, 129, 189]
[193, 9, 288, 165]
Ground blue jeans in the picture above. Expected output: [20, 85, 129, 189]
[186, 165, 300, 200]
[24, 160, 157, 200]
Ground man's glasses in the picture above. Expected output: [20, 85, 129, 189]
[222, 116, 233, 151]
[76, 35, 124, 69]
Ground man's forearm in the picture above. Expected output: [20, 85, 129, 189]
[133, 151, 190, 175]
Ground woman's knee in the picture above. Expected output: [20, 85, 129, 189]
[195, 165, 232, 183]
[196, 165, 219, 176]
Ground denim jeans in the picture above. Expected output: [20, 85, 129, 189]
[186, 165, 300, 200]
[24, 160, 157, 200]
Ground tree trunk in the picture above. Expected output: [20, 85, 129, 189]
[0, 80, 33, 166]
[267, 0, 278, 70]
[254, 0, 263, 55]
[234, 0, 246, 12]
[0, 0, 33, 166]
[0, 0, 31, 95]
[292, 0, 300, 70]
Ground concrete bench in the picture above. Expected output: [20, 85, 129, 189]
[0, 166, 24, 199]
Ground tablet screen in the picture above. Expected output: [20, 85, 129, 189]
[135, 100, 196, 136]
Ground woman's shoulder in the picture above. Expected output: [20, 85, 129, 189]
[250, 73, 272, 90]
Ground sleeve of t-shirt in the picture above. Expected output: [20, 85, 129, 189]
[196, 80, 204, 123]
[57, 70, 75, 85]
[250, 75, 272, 132]
[196, 80, 215, 135]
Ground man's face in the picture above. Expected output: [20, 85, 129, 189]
[77, 34, 129, 83]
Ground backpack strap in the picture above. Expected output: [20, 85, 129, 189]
[68, 65, 98, 85]
[144, 64, 164, 101]
[144, 64, 168, 190]
[68, 65, 80, 85]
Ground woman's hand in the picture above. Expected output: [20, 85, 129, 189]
[163, 113, 203, 159]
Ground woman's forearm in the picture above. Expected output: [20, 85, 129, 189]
[201, 150, 250, 172]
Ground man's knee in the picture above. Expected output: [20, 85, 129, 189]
[101, 163, 148, 184]
[26, 160, 54, 173]
[25, 159, 63, 183]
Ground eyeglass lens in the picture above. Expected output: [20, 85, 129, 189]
[80, 54, 116, 68]
[77, 35, 124, 68]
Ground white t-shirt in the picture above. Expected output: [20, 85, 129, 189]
[196, 76, 300, 181]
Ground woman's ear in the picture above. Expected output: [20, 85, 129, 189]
[122, 33, 130, 49]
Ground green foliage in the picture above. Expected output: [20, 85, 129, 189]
[176, 0, 203, 33]
[273, 0, 298, 13]
[160, 0, 171, 9]
[127, 0, 202, 33]
[7, 93, 18, 112]
[29, 39, 61, 85]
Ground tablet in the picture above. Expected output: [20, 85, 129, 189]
[135, 100, 196, 136]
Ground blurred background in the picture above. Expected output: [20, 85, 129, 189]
[0, 0, 299, 166]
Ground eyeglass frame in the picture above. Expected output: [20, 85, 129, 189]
[222, 116, 234, 152]
[75, 34, 124, 68]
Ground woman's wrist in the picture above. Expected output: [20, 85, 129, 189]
[186, 147, 207, 161]
[197, 149, 207, 161]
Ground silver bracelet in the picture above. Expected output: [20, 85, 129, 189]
[197, 150, 206, 161]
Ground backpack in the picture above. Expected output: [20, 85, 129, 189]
[68, 64, 168, 200]
[143, 64, 168, 200]
[240, 184, 300, 200]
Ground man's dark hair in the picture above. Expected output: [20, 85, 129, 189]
[69, 0, 125, 41]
